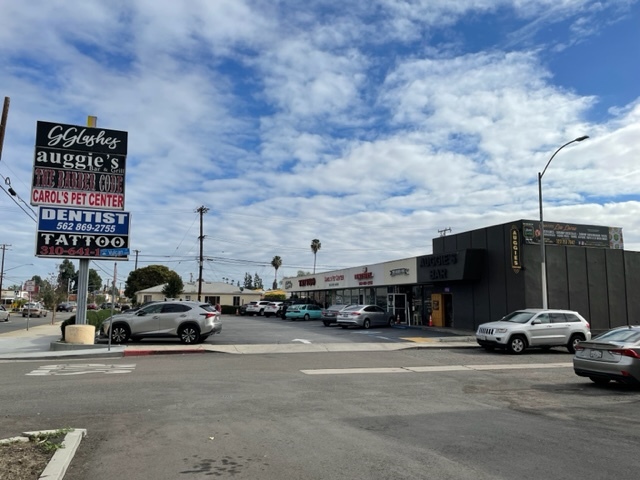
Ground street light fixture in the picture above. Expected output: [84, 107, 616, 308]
[538, 135, 589, 309]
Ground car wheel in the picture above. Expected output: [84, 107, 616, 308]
[110, 324, 130, 344]
[323, 322, 330, 327]
[304, 314, 310, 321]
[567, 334, 584, 354]
[363, 319, 371, 329]
[589, 377, 610, 385]
[179, 325, 201, 344]
[507, 335, 526, 354]
[388, 317, 395, 327]
[341, 325, 348, 329]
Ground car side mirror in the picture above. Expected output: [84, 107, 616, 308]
[136, 311, 146, 316]
[531, 319, 540, 325]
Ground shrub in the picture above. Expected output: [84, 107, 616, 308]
[60, 310, 112, 340]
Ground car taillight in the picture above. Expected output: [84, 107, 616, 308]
[205, 313, 217, 318]
[574, 345, 585, 351]
[609, 349, 640, 359]
[586, 323, 590, 329]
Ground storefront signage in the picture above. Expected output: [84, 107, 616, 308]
[36, 207, 130, 259]
[325, 274, 344, 287]
[522, 221, 623, 249]
[417, 250, 483, 283]
[31, 121, 128, 209]
[284, 280, 293, 289]
[354, 267, 373, 285]
[298, 278, 316, 287]
[389, 268, 409, 277]
[510, 225, 522, 273]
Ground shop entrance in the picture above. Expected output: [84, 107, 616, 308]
[387, 294, 407, 325]
[430, 293, 454, 327]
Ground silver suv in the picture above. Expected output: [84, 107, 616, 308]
[100, 301, 222, 344]
[476, 309, 591, 354]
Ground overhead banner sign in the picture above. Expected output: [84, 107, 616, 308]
[522, 221, 624, 249]
[36, 206, 130, 260]
[31, 121, 128, 210]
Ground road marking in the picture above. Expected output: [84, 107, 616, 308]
[301, 363, 572, 375]
[292, 339, 312, 344]
[26, 364, 136, 376]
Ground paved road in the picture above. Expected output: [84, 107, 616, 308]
[0, 310, 71, 333]
[1, 341, 638, 479]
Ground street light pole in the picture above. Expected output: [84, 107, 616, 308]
[538, 135, 589, 309]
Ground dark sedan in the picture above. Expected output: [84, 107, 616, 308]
[574, 325, 640, 386]
[56, 302, 75, 312]
[321, 304, 352, 326]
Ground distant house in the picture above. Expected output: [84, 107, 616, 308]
[135, 281, 263, 307]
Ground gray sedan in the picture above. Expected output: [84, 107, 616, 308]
[337, 305, 395, 329]
[573, 325, 640, 386]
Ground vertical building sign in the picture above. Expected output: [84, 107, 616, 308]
[510, 225, 522, 274]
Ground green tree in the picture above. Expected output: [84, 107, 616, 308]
[124, 265, 179, 302]
[162, 272, 184, 299]
[296, 270, 311, 277]
[253, 273, 263, 290]
[39, 272, 68, 323]
[243, 272, 253, 290]
[88, 269, 103, 293]
[311, 239, 321, 274]
[57, 259, 76, 291]
[271, 256, 282, 290]
[31, 275, 43, 286]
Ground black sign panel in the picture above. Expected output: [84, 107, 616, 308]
[522, 221, 622, 249]
[36, 231, 129, 260]
[35, 121, 128, 155]
[31, 121, 128, 209]
[417, 249, 484, 283]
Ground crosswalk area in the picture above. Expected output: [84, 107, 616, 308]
[26, 363, 136, 376]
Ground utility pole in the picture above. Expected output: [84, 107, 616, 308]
[134, 249, 140, 270]
[196, 206, 209, 301]
[0, 244, 10, 301]
[0, 97, 10, 163]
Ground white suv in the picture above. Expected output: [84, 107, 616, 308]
[263, 302, 283, 317]
[245, 300, 272, 316]
[476, 309, 591, 354]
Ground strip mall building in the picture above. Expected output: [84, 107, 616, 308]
[282, 220, 639, 332]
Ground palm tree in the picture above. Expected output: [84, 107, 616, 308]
[271, 256, 282, 290]
[310, 239, 321, 274]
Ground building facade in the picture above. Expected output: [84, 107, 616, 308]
[283, 220, 639, 333]
[136, 281, 263, 306]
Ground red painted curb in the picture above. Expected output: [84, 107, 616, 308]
[123, 349, 205, 357]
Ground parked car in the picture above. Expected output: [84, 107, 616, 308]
[337, 305, 395, 329]
[573, 325, 640, 386]
[285, 304, 323, 321]
[101, 302, 120, 310]
[87, 303, 98, 310]
[56, 302, 75, 312]
[100, 300, 222, 344]
[321, 304, 352, 327]
[22, 302, 47, 317]
[240, 301, 257, 316]
[246, 300, 272, 316]
[120, 304, 131, 311]
[476, 308, 591, 354]
[0, 305, 9, 322]
[263, 302, 283, 317]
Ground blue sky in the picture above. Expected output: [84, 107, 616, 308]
[0, 0, 638, 290]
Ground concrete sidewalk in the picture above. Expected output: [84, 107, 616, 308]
[0, 321, 478, 361]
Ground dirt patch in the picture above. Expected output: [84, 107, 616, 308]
[0, 434, 62, 480]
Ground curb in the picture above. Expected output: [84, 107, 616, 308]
[124, 348, 205, 356]
[0, 428, 86, 480]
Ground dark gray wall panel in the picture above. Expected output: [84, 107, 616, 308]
[471, 228, 491, 325]
[522, 244, 542, 308]
[453, 283, 475, 330]
[486, 225, 508, 321]
[606, 249, 627, 328]
[566, 248, 590, 323]
[586, 248, 609, 331]
[624, 252, 640, 322]
[456, 232, 472, 250]
[547, 246, 569, 310]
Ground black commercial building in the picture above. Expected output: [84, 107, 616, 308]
[283, 219, 639, 333]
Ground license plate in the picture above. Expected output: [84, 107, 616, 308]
[589, 350, 603, 359]
[477, 335, 486, 341]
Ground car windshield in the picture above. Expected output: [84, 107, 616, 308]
[501, 311, 536, 324]
[593, 328, 640, 344]
[200, 304, 216, 312]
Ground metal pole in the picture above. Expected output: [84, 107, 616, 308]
[538, 172, 548, 309]
[537, 135, 589, 309]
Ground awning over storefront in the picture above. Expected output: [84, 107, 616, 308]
[416, 249, 484, 283]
